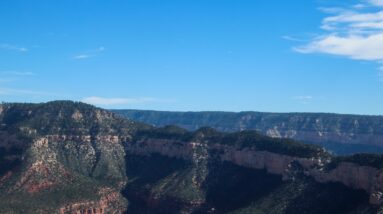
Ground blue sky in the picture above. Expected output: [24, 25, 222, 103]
[1, 0, 383, 114]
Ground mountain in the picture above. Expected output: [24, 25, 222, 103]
[113, 110, 383, 155]
[1, 101, 383, 213]
[0, 101, 149, 213]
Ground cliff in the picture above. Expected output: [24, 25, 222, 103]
[0, 101, 136, 213]
[1, 101, 382, 213]
[113, 109, 383, 154]
[125, 135, 383, 206]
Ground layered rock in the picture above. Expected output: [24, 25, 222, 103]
[2, 101, 383, 213]
[115, 110, 383, 148]
[59, 188, 128, 214]
[11, 137, 73, 193]
[125, 138, 383, 205]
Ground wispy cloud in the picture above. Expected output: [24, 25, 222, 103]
[293, 95, 313, 104]
[294, 1, 383, 74]
[0, 43, 28, 52]
[0, 71, 35, 76]
[0, 88, 48, 95]
[74, 54, 91, 59]
[282, 35, 307, 42]
[82, 96, 157, 106]
[73, 47, 105, 60]
[0, 71, 36, 83]
[369, 0, 383, 7]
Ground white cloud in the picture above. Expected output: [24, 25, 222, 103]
[294, 95, 313, 100]
[318, 7, 346, 14]
[295, 1, 383, 73]
[0, 43, 28, 52]
[73, 46, 105, 60]
[295, 33, 383, 60]
[293, 96, 313, 104]
[353, 4, 367, 9]
[82, 96, 157, 106]
[74, 54, 91, 59]
[369, 0, 383, 6]
[282, 35, 306, 42]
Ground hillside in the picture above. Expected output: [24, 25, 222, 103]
[113, 110, 383, 155]
[1, 101, 383, 213]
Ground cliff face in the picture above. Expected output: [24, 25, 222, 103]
[1, 101, 382, 213]
[114, 110, 383, 154]
[0, 101, 134, 213]
[125, 137, 383, 206]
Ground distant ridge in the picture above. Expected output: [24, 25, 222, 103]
[1, 101, 383, 213]
[113, 109, 383, 155]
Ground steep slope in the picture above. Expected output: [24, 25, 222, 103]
[1, 101, 383, 213]
[113, 110, 383, 154]
[122, 126, 377, 213]
[0, 101, 147, 213]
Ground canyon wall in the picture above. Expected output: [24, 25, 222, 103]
[115, 110, 383, 148]
[125, 138, 383, 205]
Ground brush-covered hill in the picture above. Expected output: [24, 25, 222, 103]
[113, 109, 383, 155]
[1, 101, 383, 213]
[0, 101, 148, 213]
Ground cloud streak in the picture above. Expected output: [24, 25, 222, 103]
[0, 71, 35, 76]
[0, 43, 28, 52]
[73, 47, 105, 60]
[0, 88, 48, 95]
[293, 95, 313, 104]
[370, 0, 383, 7]
[294, 1, 383, 73]
[82, 96, 157, 106]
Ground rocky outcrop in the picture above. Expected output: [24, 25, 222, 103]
[2, 101, 382, 213]
[125, 138, 383, 205]
[59, 188, 128, 214]
[11, 137, 73, 193]
[0, 134, 129, 213]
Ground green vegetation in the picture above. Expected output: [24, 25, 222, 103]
[134, 127, 328, 159]
[229, 177, 371, 214]
[0, 176, 107, 213]
[326, 153, 383, 170]
[124, 154, 196, 214]
[114, 109, 383, 155]
[114, 109, 383, 134]
[0, 101, 381, 213]
[204, 130, 328, 158]
[1, 101, 147, 137]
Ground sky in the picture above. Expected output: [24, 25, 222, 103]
[1, 0, 383, 115]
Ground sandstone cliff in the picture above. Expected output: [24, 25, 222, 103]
[125, 137, 383, 206]
[1, 101, 382, 213]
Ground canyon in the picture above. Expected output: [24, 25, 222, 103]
[114, 110, 383, 154]
[0, 101, 382, 213]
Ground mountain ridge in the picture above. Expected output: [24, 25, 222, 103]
[113, 109, 383, 155]
[1, 101, 383, 213]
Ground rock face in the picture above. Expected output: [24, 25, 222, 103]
[1, 101, 383, 213]
[0, 101, 137, 213]
[114, 110, 383, 154]
[59, 188, 127, 214]
[125, 137, 383, 206]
